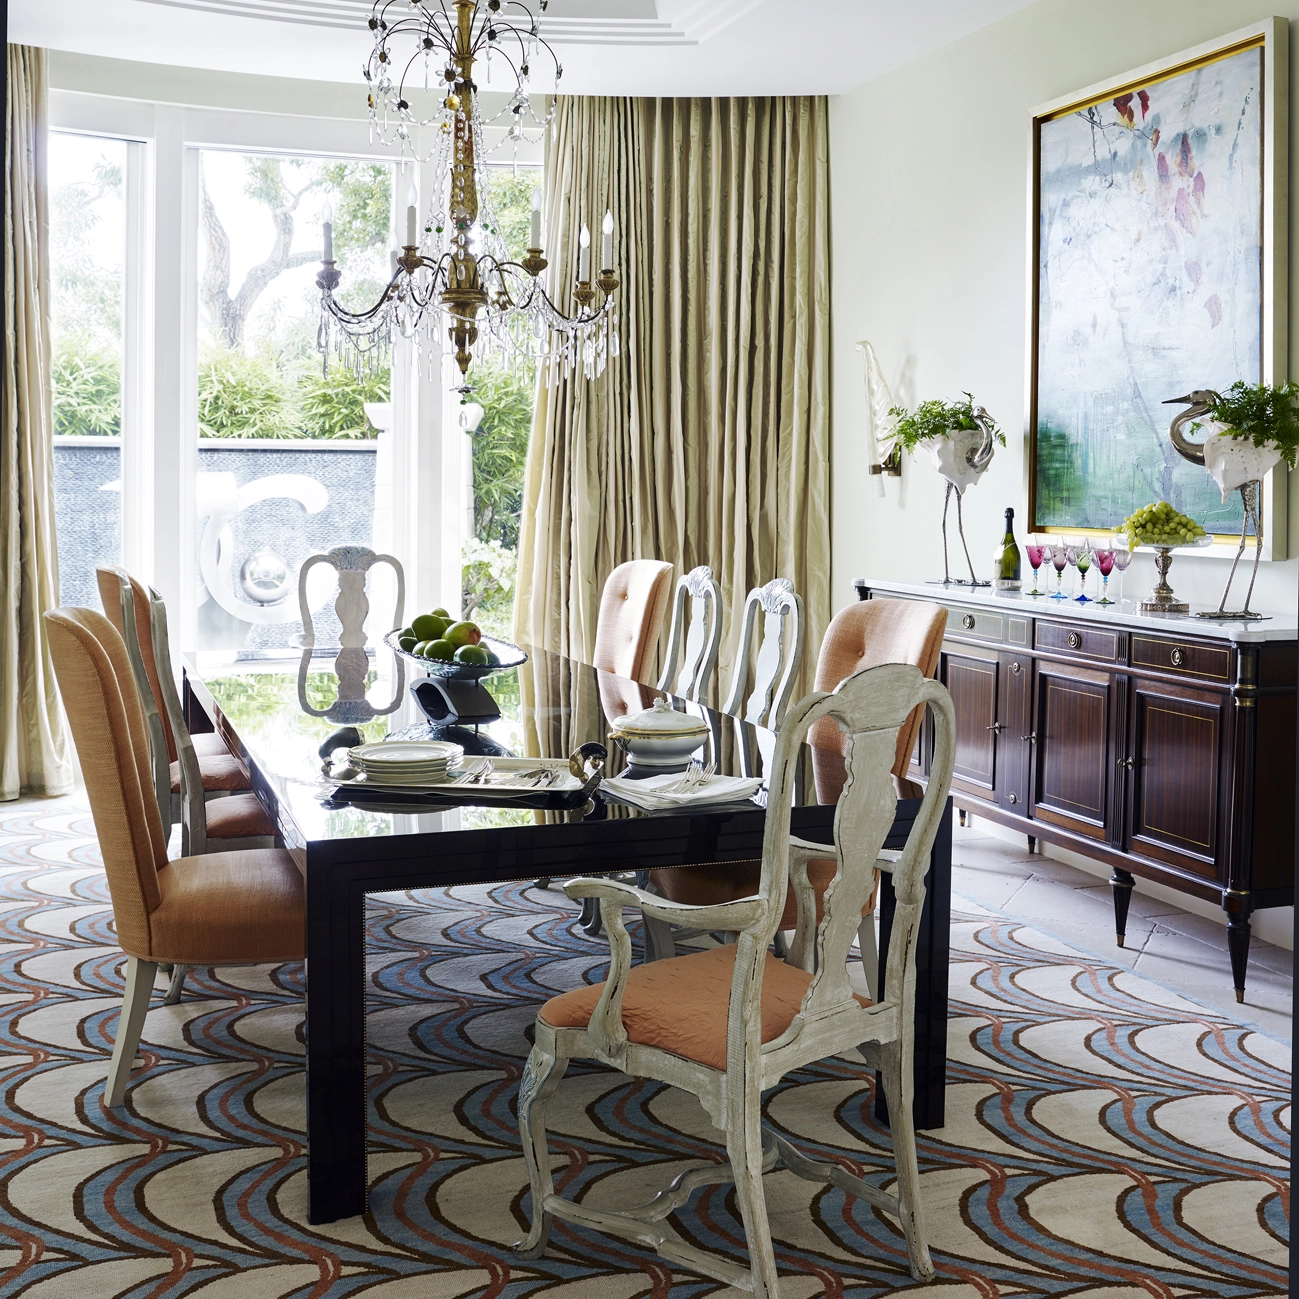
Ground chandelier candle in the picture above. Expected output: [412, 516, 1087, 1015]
[602, 210, 614, 269]
[318, 0, 619, 380]
[322, 203, 333, 261]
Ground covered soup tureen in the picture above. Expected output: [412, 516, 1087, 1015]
[608, 698, 709, 770]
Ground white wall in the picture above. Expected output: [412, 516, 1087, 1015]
[829, 0, 1299, 615]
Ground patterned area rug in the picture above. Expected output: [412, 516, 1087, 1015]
[0, 796, 1288, 1297]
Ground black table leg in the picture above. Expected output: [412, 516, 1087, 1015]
[306, 854, 370, 1224]
[874, 797, 951, 1131]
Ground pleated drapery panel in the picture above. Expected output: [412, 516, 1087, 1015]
[515, 96, 831, 699]
[2, 45, 72, 800]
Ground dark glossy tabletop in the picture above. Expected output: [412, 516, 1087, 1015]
[185, 642, 807, 847]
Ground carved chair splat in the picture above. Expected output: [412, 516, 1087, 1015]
[657, 565, 722, 705]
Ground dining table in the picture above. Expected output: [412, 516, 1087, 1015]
[181, 641, 952, 1225]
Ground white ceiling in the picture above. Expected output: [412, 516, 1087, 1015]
[9, 0, 1040, 96]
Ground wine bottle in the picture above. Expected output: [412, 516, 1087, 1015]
[994, 506, 1022, 591]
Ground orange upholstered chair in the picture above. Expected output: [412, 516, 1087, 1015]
[96, 567, 250, 832]
[516, 662, 957, 1290]
[44, 607, 304, 1107]
[647, 598, 947, 995]
[592, 559, 674, 683]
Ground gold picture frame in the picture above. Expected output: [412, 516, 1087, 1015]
[1024, 19, 1289, 557]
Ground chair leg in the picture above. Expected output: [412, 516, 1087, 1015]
[164, 964, 189, 1005]
[877, 1042, 935, 1282]
[642, 912, 677, 962]
[106, 956, 158, 1107]
[857, 913, 878, 1002]
[515, 1044, 569, 1259]
[726, 1085, 780, 1299]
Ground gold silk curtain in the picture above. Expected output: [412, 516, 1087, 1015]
[2, 45, 72, 799]
[514, 96, 831, 697]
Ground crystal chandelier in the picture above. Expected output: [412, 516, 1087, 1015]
[317, 0, 619, 381]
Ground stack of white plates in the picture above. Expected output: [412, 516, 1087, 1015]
[348, 740, 464, 786]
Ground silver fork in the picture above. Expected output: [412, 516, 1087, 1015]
[454, 759, 490, 785]
[473, 758, 496, 784]
[666, 760, 715, 795]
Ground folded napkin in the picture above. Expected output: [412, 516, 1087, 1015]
[602, 771, 763, 811]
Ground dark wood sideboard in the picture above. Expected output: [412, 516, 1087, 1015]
[856, 579, 1297, 1001]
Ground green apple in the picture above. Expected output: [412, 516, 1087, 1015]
[454, 644, 489, 665]
[425, 638, 455, 662]
[398, 634, 418, 652]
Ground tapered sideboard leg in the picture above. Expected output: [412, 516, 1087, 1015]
[1110, 868, 1135, 947]
[1226, 914, 1252, 1004]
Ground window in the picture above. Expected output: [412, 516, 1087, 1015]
[192, 149, 396, 654]
[460, 165, 542, 641]
[49, 132, 128, 608]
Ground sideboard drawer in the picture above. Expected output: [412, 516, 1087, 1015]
[1130, 635, 1231, 682]
[1034, 621, 1121, 663]
[947, 608, 1005, 643]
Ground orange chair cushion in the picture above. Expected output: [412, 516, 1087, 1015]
[540, 943, 868, 1070]
[147, 848, 304, 965]
[205, 792, 276, 840]
[193, 732, 232, 759]
[170, 752, 250, 794]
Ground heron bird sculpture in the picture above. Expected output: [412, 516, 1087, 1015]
[1164, 390, 1267, 620]
[936, 405, 998, 585]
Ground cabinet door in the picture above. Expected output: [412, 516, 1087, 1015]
[997, 652, 1033, 814]
[941, 648, 1000, 802]
[1030, 660, 1115, 841]
[1126, 677, 1227, 878]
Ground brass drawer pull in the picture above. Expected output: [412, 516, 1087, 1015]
[1008, 792, 1019, 804]
[1170, 647, 1185, 667]
[1011, 661, 1022, 675]
[1067, 631, 1082, 650]
[962, 614, 976, 630]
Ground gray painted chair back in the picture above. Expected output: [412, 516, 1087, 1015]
[297, 545, 405, 651]
[722, 577, 805, 730]
[657, 565, 722, 704]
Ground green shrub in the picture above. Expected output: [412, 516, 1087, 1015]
[298, 365, 389, 440]
[467, 360, 534, 550]
[52, 335, 120, 436]
[461, 536, 517, 640]
[197, 347, 294, 439]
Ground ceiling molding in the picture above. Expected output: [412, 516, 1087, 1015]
[136, 0, 700, 44]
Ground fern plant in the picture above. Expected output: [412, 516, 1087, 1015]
[52, 335, 121, 436]
[1196, 380, 1299, 468]
[888, 392, 1004, 453]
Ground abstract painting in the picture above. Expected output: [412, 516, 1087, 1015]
[1032, 40, 1265, 534]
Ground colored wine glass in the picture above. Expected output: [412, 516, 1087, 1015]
[1093, 543, 1116, 605]
[1049, 544, 1068, 599]
[1025, 537, 1046, 596]
[1072, 542, 1093, 602]
[1110, 545, 1133, 604]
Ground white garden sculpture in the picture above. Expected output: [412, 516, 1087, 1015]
[1165, 390, 1278, 620]
[923, 410, 998, 586]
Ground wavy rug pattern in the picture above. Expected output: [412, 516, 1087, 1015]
[0, 797, 1288, 1297]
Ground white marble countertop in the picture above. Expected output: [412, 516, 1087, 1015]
[855, 577, 1299, 643]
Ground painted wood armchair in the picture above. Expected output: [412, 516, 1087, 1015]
[516, 662, 956, 1296]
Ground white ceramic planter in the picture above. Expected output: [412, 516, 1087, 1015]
[921, 426, 994, 493]
[1199, 423, 1282, 501]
